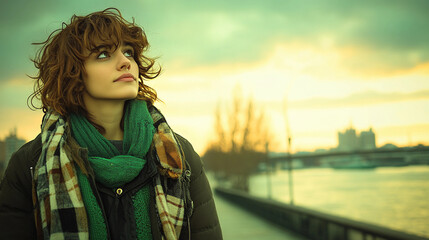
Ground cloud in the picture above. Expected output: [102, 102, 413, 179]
[0, 77, 34, 109]
[288, 89, 429, 109]
[1, 0, 429, 84]
[151, 0, 429, 76]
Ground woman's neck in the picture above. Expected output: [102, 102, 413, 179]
[84, 98, 126, 140]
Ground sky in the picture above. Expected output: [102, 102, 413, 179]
[1, 0, 428, 155]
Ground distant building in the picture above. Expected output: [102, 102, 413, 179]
[1, 129, 26, 173]
[337, 127, 358, 151]
[337, 127, 376, 151]
[359, 128, 376, 150]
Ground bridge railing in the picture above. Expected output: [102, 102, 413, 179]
[215, 187, 428, 240]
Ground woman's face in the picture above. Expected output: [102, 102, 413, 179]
[82, 43, 139, 103]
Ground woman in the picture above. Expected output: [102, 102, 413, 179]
[0, 8, 222, 240]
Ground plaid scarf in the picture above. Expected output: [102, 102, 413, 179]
[33, 101, 189, 239]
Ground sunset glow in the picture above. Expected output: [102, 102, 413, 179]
[1, 0, 428, 155]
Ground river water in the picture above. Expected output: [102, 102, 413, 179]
[248, 165, 429, 238]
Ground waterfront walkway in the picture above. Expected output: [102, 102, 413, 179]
[213, 192, 306, 240]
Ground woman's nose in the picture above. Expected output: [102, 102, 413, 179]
[117, 53, 131, 70]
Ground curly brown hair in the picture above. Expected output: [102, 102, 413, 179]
[28, 8, 160, 117]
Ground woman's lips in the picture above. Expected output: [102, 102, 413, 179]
[115, 73, 136, 82]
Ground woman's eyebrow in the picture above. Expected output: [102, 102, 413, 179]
[90, 44, 112, 52]
[122, 43, 133, 49]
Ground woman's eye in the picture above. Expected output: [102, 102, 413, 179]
[124, 49, 134, 57]
[97, 51, 109, 59]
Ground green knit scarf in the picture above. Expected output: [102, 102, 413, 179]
[70, 100, 155, 240]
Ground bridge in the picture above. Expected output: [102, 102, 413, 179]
[268, 147, 429, 169]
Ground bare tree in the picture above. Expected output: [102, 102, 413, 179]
[204, 86, 273, 191]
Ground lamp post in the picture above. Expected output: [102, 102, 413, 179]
[284, 97, 294, 205]
[287, 137, 294, 205]
[265, 142, 272, 199]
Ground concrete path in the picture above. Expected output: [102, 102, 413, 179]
[213, 193, 307, 240]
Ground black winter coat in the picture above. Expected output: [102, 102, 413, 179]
[0, 134, 222, 240]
